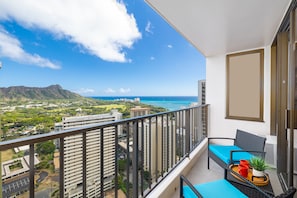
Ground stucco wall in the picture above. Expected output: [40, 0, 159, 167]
[206, 46, 271, 138]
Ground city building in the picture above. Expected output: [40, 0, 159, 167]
[129, 106, 176, 180]
[141, 117, 176, 179]
[130, 106, 150, 117]
[2, 155, 40, 181]
[62, 110, 122, 197]
[198, 80, 206, 106]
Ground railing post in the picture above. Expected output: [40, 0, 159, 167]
[204, 105, 209, 137]
[82, 133, 87, 197]
[166, 113, 169, 172]
[0, 150, 2, 198]
[161, 115, 164, 176]
[155, 116, 158, 181]
[29, 144, 35, 198]
[132, 121, 139, 197]
[140, 120, 144, 196]
[59, 138, 64, 198]
[126, 123, 130, 197]
[171, 113, 174, 167]
[148, 119, 152, 188]
[185, 109, 191, 157]
[114, 125, 118, 198]
[100, 128, 104, 198]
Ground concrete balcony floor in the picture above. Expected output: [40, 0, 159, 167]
[170, 149, 285, 198]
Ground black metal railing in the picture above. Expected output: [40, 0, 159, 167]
[0, 104, 208, 198]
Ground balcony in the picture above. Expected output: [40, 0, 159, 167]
[151, 141, 284, 198]
[0, 105, 209, 198]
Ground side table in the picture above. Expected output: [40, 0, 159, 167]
[227, 165, 274, 198]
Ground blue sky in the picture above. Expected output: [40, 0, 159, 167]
[0, 0, 205, 96]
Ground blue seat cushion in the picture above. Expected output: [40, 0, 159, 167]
[209, 144, 254, 164]
[183, 179, 248, 198]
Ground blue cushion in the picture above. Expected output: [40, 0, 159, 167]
[183, 179, 248, 198]
[209, 144, 254, 164]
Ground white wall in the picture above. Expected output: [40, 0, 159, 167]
[206, 46, 271, 138]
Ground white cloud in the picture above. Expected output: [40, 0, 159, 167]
[0, 0, 142, 63]
[75, 88, 95, 94]
[145, 21, 153, 34]
[0, 27, 60, 69]
[104, 88, 116, 93]
[104, 87, 131, 94]
[168, 44, 173, 48]
[119, 88, 131, 93]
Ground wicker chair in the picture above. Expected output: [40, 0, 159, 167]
[180, 169, 296, 198]
[208, 129, 266, 178]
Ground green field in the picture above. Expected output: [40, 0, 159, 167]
[1, 149, 14, 162]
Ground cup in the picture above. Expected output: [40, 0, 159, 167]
[240, 160, 250, 168]
[238, 164, 249, 177]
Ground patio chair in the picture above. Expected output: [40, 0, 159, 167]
[180, 170, 296, 198]
[208, 129, 266, 178]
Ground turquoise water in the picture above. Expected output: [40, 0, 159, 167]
[92, 96, 198, 111]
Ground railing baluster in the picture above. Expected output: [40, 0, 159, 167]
[82, 132, 87, 197]
[175, 112, 178, 163]
[155, 116, 158, 182]
[161, 115, 164, 177]
[148, 118, 152, 188]
[114, 125, 118, 198]
[29, 143, 35, 198]
[0, 151, 2, 198]
[185, 109, 190, 156]
[171, 113, 174, 168]
[141, 120, 144, 196]
[179, 111, 182, 159]
[126, 122, 130, 197]
[190, 108, 194, 148]
[166, 114, 169, 172]
[132, 121, 139, 197]
[206, 106, 209, 136]
[59, 137, 64, 198]
[100, 128, 104, 198]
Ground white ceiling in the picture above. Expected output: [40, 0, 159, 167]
[145, 0, 292, 57]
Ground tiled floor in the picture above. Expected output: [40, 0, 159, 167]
[170, 150, 286, 197]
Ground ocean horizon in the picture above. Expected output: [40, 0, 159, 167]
[91, 96, 198, 111]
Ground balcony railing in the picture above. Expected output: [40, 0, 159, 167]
[0, 104, 208, 198]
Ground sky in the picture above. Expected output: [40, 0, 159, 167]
[0, 0, 205, 96]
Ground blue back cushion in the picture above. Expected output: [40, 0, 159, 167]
[183, 179, 248, 198]
[209, 144, 254, 164]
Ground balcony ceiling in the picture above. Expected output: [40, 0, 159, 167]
[145, 0, 292, 57]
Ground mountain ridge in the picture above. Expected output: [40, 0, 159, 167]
[0, 85, 83, 100]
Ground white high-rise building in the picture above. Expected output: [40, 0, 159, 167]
[198, 80, 206, 106]
[141, 118, 176, 179]
[62, 110, 122, 197]
[129, 107, 176, 180]
[130, 106, 150, 117]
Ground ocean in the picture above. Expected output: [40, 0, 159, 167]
[92, 96, 198, 111]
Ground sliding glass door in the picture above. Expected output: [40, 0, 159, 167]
[273, 8, 296, 189]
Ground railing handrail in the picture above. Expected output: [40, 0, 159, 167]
[0, 104, 208, 151]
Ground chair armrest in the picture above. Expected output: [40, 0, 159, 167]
[230, 150, 266, 164]
[180, 175, 203, 198]
[228, 168, 273, 198]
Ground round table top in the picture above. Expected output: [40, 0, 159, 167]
[230, 165, 270, 186]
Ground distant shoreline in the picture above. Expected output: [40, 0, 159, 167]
[91, 96, 198, 111]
